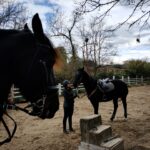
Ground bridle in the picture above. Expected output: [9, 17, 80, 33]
[74, 71, 83, 86]
[0, 43, 58, 145]
[21, 43, 58, 117]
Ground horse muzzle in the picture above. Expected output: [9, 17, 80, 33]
[39, 88, 59, 119]
[39, 110, 55, 119]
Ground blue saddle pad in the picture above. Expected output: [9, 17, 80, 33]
[97, 79, 115, 93]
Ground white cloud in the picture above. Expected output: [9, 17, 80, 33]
[113, 42, 150, 64]
[16, 0, 150, 64]
[48, 0, 77, 15]
[17, 0, 56, 28]
[27, 3, 53, 15]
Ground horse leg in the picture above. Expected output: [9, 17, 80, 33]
[91, 100, 99, 114]
[122, 97, 127, 119]
[110, 98, 118, 121]
[94, 103, 99, 114]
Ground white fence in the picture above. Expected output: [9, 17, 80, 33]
[113, 76, 145, 85]
[9, 76, 150, 101]
[8, 85, 24, 102]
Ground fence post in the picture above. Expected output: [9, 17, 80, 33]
[121, 76, 124, 81]
[11, 85, 15, 101]
[136, 75, 138, 85]
[113, 76, 115, 80]
[58, 83, 62, 96]
[141, 76, 143, 84]
[128, 76, 130, 85]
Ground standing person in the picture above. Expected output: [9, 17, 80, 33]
[62, 80, 78, 134]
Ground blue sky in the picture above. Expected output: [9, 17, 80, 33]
[20, 0, 150, 64]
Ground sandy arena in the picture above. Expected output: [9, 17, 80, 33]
[0, 85, 150, 150]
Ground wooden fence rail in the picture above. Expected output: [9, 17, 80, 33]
[9, 76, 150, 101]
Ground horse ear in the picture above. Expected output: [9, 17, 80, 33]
[24, 23, 29, 30]
[32, 13, 44, 36]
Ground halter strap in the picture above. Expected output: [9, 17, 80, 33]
[10, 89, 58, 117]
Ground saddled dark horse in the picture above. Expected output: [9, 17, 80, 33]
[74, 68, 128, 121]
[0, 13, 59, 144]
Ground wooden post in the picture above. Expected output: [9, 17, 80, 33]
[128, 76, 130, 85]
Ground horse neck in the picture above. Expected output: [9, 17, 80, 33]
[0, 30, 21, 100]
[0, 29, 19, 39]
[1, 30, 35, 89]
[82, 73, 97, 95]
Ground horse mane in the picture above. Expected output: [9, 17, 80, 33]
[86, 71, 97, 86]
[0, 29, 20, 39]
[81, 69, 97, 90]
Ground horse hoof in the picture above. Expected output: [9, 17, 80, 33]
[110, 118, 114, 121]
[124, 118, 128, 121]
[124, 114, 127, 118]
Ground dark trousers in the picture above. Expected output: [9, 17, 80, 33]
[63, 106, 74, 131]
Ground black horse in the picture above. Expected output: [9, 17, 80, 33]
[74, 68, 128, 121]
[0, 14, 59, 144]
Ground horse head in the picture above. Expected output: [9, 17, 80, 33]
[73, 67, 85, 88]
[13, 14, 59, 119]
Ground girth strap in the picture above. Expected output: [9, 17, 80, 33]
[88, 87, 98, 98]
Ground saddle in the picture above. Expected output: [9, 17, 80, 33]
[97, 78, 115, 93]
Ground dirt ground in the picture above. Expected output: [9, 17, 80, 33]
[0, 85, 150, 150]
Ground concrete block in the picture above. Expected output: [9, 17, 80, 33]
[80, 114, 102, 132]
[101, 137, 124, 150]
[78, 138, 124, 150]
[80, 114, 102, 142]
[78, 142, 106, 150]
[88, 125, 112, 146]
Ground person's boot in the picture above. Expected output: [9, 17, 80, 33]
[63, 120, 69, 134]
[69, 118, 75, 132]
[69, 127, 75, 132]
[63, 129, 69, 134]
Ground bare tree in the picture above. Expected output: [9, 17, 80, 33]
[0, 0, 28, 29]
[76, 0, 150, 31]
[47, 8, 81, 59]
[47, 8, 83, 77]
[78, 16, 117, 74]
